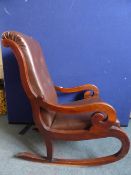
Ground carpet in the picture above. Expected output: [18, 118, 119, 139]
[0, 116, 130, 175]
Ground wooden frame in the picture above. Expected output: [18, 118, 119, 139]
[2, 31, 130, 166]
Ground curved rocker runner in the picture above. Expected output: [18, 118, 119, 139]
[2, 31, 130, 166]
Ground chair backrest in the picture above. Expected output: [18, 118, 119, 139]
[2, 31, 57, 127]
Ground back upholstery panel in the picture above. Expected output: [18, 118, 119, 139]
[2, 31, 57, 127]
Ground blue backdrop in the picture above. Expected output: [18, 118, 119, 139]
[1, 0, 131, 125]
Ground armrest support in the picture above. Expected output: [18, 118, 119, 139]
[37, 97, 116, 126]
[55, 84, 99, 98]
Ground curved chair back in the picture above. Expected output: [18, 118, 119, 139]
[2, 31, 57, 127]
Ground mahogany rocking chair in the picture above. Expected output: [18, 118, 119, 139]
[2, 31, 130, 166]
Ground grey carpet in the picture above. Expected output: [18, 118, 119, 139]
[0, 116, 130, 175]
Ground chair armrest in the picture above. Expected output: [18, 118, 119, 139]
[37, 97, 116, 127]
[55, 84, 99, 98]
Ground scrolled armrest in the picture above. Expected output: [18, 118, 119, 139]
[37, 97, 116, 126]
[55, 84, 99, 97]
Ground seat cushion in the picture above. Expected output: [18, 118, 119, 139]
[51, 113, 120, 130]
[40, 97, 101, 128]
[51, 97, 120, 130]
[51, 112, 92, 130]
[40, 97, 120, 130]
[51, 98, 102, 130]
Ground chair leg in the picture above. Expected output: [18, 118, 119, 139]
[44, 138, 53, 161]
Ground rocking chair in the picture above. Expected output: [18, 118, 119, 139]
[2, 31, 130, 166]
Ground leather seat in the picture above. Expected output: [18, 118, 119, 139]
[40, 97, 120, 130]
[51, 113, 92, 130]
[51, 97, 102, 130]
[40, 97, 102, 130]
[51, 97, 120, 130]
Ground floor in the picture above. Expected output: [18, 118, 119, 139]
[0, 116, 130, 175]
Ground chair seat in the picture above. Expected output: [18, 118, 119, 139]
[51, 97, 101, 130]
[51, 113, 92, 130]
[51, 97, 120, 130]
